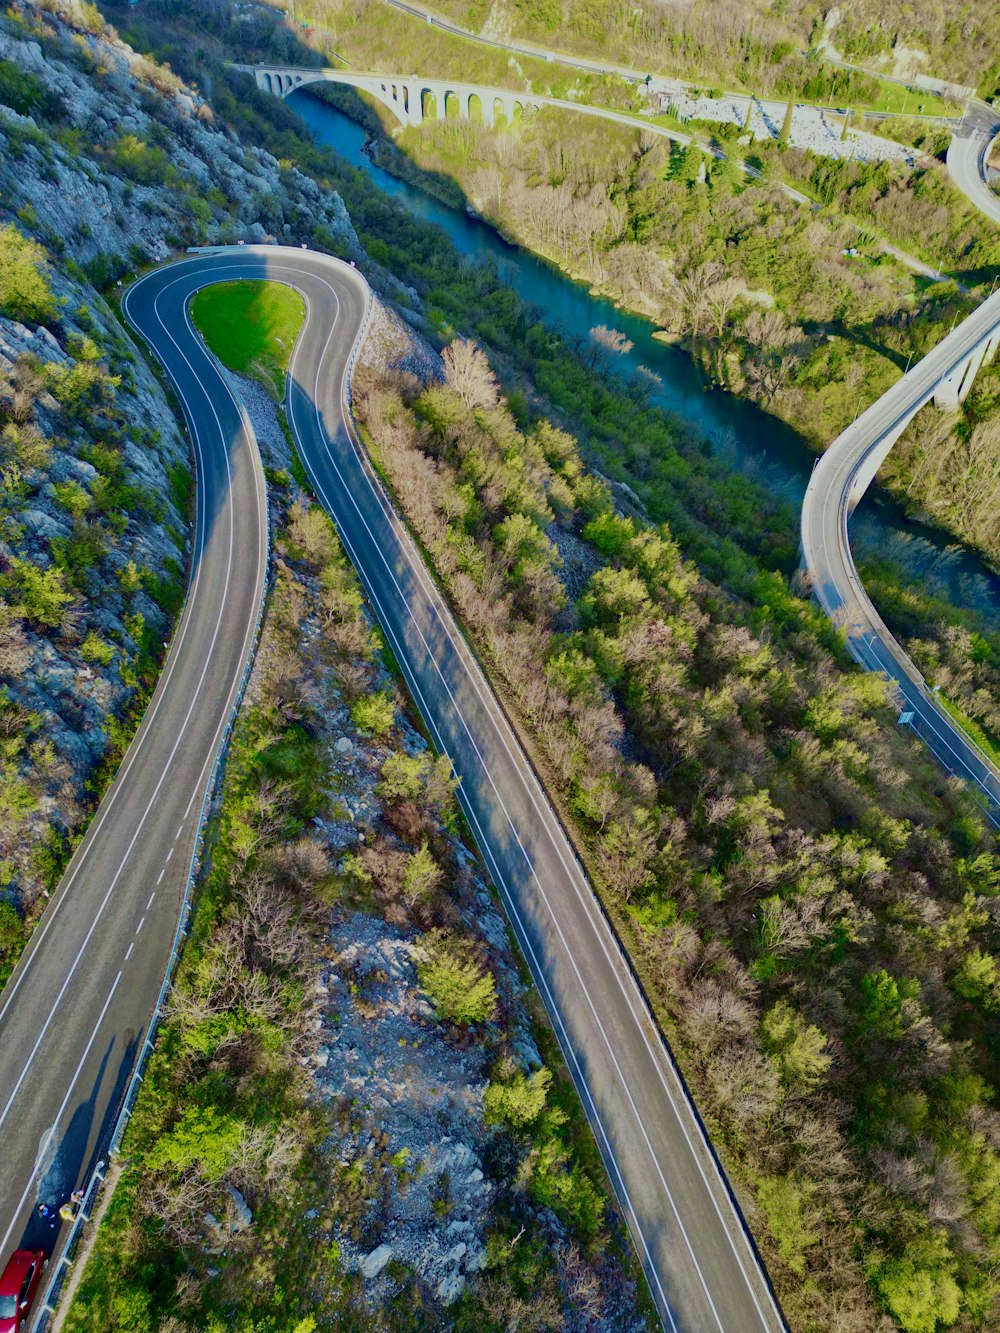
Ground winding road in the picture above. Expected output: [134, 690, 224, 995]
[1, 258, 270, 1312]
[947, 107, 1000, 228]
[8, 244, 788, 1332]
[802, 112, 1000, 828]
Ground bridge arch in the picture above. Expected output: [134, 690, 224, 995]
[248, 66, 555, 133]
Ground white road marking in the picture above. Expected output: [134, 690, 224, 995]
[135, 918, 145, 936]
[175, 824, 183, 840]
[0, 972, 122, 1260]
[125, 942, 134, 962]
[165, 848, 174, 863]
[156, 868, 165, 886]
[282, 260, 777, 1329]
[146, 892, 156, 911]
[0, 263, 268, 1140]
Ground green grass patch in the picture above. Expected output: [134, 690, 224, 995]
[190, 279, 305, 399]
[857, 83, 955, 117]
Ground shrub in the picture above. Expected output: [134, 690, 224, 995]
[80, 631, 114, 667]
[105, 134, 171, 187]
[417, 930, 497, 1026]
[4, 558, 73, 628]
[349, 691, 395, 737]
[0, 59, 60, 118]
[484, 1063, 552, 1128]
[0, 225, 56, 324]
[52, 479, 91, 518]
[401, 840, 442, 906]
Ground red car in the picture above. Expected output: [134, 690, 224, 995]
[0, 1250, 47, 1333]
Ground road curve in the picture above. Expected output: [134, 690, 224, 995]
[130, 245, 786, 1332]
[947, 107, 1000, 228]
[0, 261, 270, 1294]
[801, 288, 1000, 828]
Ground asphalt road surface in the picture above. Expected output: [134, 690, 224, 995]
[5, 244, 786, 1332]
[141, 247, 784, 1331]
[947, 107, 1000, 228]
[0, 260, 270, 1301]
[801, 287, 1000, 828]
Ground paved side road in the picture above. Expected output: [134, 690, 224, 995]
[0, 264, 270, 1298]
[143, 246, 786, 1332]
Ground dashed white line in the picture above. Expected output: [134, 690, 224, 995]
[146, 892, 156, 911]
[0, 972, 122, 1260]
[165, 847, 174, 863]
[125, 942, 134, 962]
[135, 917, 145, 936]
[156, 868, 165, 886]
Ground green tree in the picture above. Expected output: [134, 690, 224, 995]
[417, 931, 497, 1026]
[377, 750, 429, 802]
[0, 224, 55, 324]
[402, 840, 443, 906]
[760, 1000, 831, 1091]
[484, 1064, 552, 1128]
[858, 968, 916, 1040]
[780, 91, 796, 144]
[145, 1106, 245, 1182]
[525, 1138, 603, 1235]
[872, 1231, 961, 1333]
[4, 558, 73, 628]
[0, 900, 24, 981]
[757, 1175, 816, 1276]
[951, 948, 1000, 1010]
[350, 691, 395, 737]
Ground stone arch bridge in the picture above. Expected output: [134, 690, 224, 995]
[236, 64, 546, 129]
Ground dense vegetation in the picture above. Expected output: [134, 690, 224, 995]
[374, 104, 1000, 453]
[22, 5, 1000, 1328]
[68, 486, 645, 1332]
[0, 219, 189, 979]
[355, 340, 1000, 1332]
[410, 0, 1000, 98]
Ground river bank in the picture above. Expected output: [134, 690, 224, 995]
[292, 88, 1000, 613]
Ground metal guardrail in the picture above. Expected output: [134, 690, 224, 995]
[32, 555, 273, 1333]
[29, 243, 376, 1331]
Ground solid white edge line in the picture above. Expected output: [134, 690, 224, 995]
[0, 972, 123, 1259]
[275, 254, 777, 1330]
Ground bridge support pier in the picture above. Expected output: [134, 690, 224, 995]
[934, 332, 999, 411]
[847, 413, 917, 512]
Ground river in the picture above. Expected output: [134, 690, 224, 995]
[291, 90, 1000, 620]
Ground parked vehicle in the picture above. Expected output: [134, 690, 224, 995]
[0, 1250, 47, 1332]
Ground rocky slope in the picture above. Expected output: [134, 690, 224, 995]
[0, 0, 358, 964]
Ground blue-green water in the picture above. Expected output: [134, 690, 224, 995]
[292, 90, 1000, 618]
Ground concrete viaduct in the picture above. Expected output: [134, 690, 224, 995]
[237, 64, 546, 129]
[801, 289, 1000, 823]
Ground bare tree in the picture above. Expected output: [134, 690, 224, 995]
[441, 338, 500, 411]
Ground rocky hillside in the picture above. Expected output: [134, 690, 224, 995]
[0, 0, 358, 977]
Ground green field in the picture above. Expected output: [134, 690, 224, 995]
[190, 279, 305, 398]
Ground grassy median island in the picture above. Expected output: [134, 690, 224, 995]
[190, 279, 305, 398]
